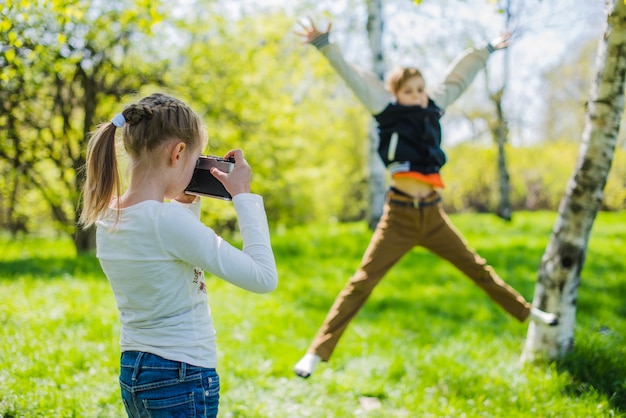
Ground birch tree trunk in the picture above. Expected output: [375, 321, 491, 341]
[365, 0, 387, 229]
[521, 0, 626, 362]
[495, 0, 512, 221]
[491, 89, 512, 221]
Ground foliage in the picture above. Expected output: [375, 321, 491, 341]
[441, 140, 626, 214]
[0, 0, 168, 248]
[168, 9, 370, 228]
[1, 212, 625, 416]
[541, 35, 626, 148]
[1, 0, 624, 250]
[0, 3, 372, 245]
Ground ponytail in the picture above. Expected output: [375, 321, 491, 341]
[79, 122, 121, 228]
[79, 93, 205, 228]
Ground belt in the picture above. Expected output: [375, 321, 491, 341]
[388, 187, 441, 209]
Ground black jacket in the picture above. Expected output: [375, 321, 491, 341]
[374, 99, 446, 174]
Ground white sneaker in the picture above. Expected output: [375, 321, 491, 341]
[294, 353, 321, 378]
[529, 307, 559, 326]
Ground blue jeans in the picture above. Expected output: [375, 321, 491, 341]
[120, 351, 220, 417]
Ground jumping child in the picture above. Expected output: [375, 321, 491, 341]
[294, 19, 558, 379]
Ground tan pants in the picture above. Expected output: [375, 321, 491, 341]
[308, 190, 531, 361]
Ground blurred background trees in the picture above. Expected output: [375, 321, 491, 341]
[0, 0, 170, 250]
[1, 0, 624, 253]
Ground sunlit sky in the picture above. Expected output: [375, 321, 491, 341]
[177, 0, 608, 146]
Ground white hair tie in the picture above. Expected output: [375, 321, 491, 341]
[111, 113, 126, 128]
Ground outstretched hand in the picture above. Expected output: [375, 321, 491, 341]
[210, 149, 251, 198]
[294, 17, 331, 44]
[490, 32, 512, 50]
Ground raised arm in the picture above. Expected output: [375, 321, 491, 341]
[296, 18, 393, 115]
[430, 33, 511, 110]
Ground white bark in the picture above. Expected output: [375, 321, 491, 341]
[496, 0, 512, 221]
[521, 0, 626, 362]
[365, 0, 387, 229]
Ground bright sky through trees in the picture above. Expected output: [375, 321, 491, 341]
[199, 0, 607, 146]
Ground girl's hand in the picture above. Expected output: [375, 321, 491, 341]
[294, 17, 331, 44]
[490, 32, 512, 50]
[210, 149, 251, 197]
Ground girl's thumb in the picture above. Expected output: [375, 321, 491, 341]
[210, 167, 228, 184]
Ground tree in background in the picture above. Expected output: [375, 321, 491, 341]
[449, 0, 519, 221]
[170, 4, 368, 229]
[521, 0, 625, 362]
[364, 0, 387, 229]
[0, 0, 167, 251]
[1, 0, 371, 245]
[2, 0, 622, 247]
[541, 36, 626, 149]
[490, 0, 513, 221]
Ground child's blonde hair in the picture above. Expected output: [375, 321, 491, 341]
[386, 67, 424, 95]
[80, 93, 206, 228]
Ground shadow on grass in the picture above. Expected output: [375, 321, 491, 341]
[0, 254, 103, 280]
[558, 331, 626, 412]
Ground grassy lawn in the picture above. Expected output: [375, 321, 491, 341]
[1, 211, 624, 417]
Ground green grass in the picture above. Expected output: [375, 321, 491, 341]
[1, 211, 625, 417]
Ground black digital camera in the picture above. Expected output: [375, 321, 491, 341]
[185, 155, 235, 200]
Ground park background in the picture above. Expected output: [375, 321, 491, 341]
[1, 0, 625, 416]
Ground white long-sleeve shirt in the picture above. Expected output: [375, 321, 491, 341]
[96, 194, 277, 368]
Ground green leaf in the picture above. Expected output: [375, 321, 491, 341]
[5, 48, 16, 63]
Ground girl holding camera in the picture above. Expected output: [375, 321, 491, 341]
[80, 93, 277, 416]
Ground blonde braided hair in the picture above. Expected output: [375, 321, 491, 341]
[79, 93, 206, 228]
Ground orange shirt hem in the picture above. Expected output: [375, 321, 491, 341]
[392, 171, 445, 189]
